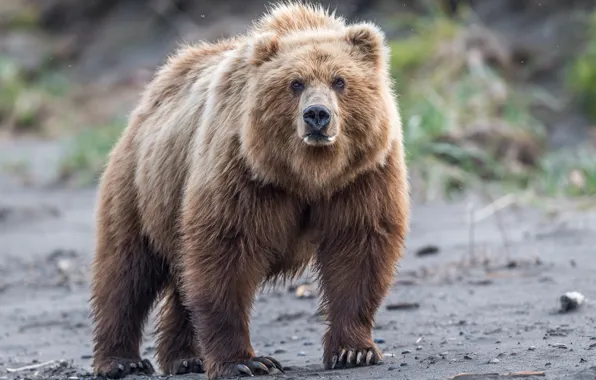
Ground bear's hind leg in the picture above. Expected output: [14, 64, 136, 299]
[90, 159, 171, 378]
[155, 283, 204, 375]
[90, 234, 169, 378]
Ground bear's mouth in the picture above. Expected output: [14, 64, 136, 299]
[302, 132, 336, 146]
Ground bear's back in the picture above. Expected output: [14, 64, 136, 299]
[129, 37, 245, 255]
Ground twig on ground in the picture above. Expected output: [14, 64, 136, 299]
[449, 371, 546, 379]
[6, 360, 57, 373]
[479, 191, 514, 260]
[467, 202, 476, 258]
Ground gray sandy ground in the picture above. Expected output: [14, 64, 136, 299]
[0, 139, 595, 380]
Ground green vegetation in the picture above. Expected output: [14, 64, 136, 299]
[568, 12, 596, 121]
[533, 147, 596, 197]
[0, 57, 68, 132]
[387, 12, 596, 200]
[59, 118, 126, 185]
[0, 3, 40, 29]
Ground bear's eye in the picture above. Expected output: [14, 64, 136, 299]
[332, 77, 345, 90]
[290, 79, 305, 92]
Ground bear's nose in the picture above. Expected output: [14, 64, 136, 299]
[303, 105, 331, 132]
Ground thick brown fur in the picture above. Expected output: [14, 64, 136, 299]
[89, 1, 410, 379]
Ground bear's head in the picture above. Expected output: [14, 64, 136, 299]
[242, 21, 400, 196]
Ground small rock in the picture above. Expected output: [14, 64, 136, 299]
[488, 358, 500, 364]
[401, 350, 411, 354]
[416, 346, 423, 351]
[388, 366, 398, 371]
[552, 343, 568, 349]
[303, 341, 313, 346]
[386, 302, 420, 311]
[464, 355, 473, 360]
[589, 343, 596, 350]
[297, 351, 306, 357]
[415, 245, 439, 257]
[274, 349, 286, 354]
[374, 338, 386, 344]
[295, 284, 316, 299]
[275, 312, 307, 322]
[560, 291, 585, 312]
[400, 362, 407, 367]
[580, 358, 587, 363]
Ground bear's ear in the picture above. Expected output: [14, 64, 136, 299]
[250, 32, 280, 66]
[344, 22, 386, 65]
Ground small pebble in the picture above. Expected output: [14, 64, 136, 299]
[388, 366, 398, 371]
[274, 349, 286, 354]
[580, 358, 587, 363]
[464, 355, 473, 360]
[400, 362, 407, 367]
[303, 341, 313, 346]
[401, 350, 411, 354]
[552, 343, 568, 349]
[374, 338, 386, 344]
[297, 351, 306, 356]
[416, 346, 423, 351]
[488, 358, 500, 364]
[529, 346, 536, 351]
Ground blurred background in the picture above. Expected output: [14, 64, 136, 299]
[1, 0, 596, 199]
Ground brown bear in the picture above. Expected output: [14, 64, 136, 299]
[89, 2, 410, 379]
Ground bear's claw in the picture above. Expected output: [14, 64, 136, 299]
[327, 347, 383, 370]
[170, 357, 204, 374]
[96, 358, 155, 379]
[215, 356, 284, 377]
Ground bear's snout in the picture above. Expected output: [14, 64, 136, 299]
[303, 104, 331, 134]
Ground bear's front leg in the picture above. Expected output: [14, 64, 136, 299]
[316, 228, 400, 369]
[313, 169, 409, 370]
[178, 182, 294, 380]
[179, 233, 285, 379]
